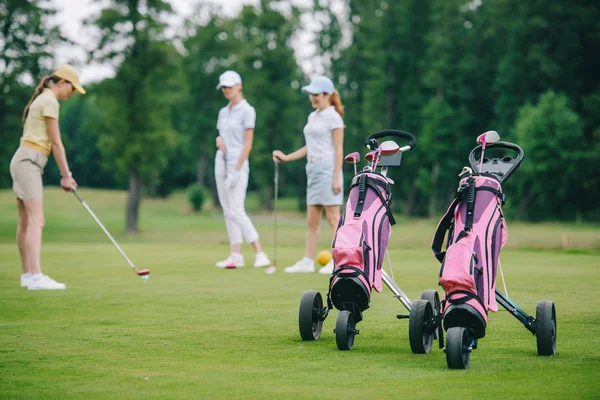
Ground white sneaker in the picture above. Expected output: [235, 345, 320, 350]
[28, 275, 66, 290]
[318, 259, 334, 275]
[20, 274, 33, 288]
[284, 259, 315, 274]
[253, 252, 271, 268]
[215, 254, 245, 268]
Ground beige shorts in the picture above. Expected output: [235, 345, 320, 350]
[10, 147, 48, 200]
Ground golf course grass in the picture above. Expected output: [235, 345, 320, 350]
[1, 188, 599, 399]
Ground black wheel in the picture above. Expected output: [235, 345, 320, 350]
[298, 290, 324, 341]
[420, 289, 443, 347]
[335, 310, 356, 350]
[446, 327, 471, 369]
[536, 300, 556, 356]
[409, 299, 434, 354]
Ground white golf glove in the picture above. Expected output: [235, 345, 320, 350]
[225, 170, 240, 189]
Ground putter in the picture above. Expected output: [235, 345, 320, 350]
[265, 160, 279, 274]
[72, 188, 150, 282]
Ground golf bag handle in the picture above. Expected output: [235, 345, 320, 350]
[365, 129, 417, 151]
[468, 141, 524, 183]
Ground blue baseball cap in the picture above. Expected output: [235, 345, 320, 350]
[301, 76, 334, 94]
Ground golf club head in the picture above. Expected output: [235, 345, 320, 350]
[265, 266, 276, 274]
[365, 151, 377, 162]
[459, 166, 473, 177]
[344, 152, 360, 163]
[136, 269, 150, 276]
[225, 263, 236, 269]
[477, 130, 500, 146]
[379, 140, 401, 156]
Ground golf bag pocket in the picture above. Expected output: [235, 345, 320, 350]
[332, 223, 369, 272]
[331, 223, 372, 311]
[439, 232, 479, 295]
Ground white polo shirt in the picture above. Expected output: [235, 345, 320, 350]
[216, 99, 256, 164]
[303, 106, 344, 161]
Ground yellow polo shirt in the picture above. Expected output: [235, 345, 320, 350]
[21, 88, 59, 152]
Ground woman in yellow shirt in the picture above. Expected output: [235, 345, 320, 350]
[10, 65, 85, 290]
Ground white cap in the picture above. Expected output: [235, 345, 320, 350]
[301, 76, 334, 95]
[216, 70, 242, 89]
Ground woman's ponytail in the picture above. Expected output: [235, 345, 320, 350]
[22, 75, 58, 126]
[330, 89, 344, 118]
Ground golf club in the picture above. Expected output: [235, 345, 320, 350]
[477, 130, 500, 173]
[265, 159, 279, 274]
[72, 188, 150, 282]
[365, 150, 377, 170]
[344, 152, 360, 175]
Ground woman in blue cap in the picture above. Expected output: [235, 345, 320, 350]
[272, 75, 344, 274]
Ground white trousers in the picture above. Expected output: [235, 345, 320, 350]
[215, 152, 259, 245]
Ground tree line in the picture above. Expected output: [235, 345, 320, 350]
[1, 0, 598, 234]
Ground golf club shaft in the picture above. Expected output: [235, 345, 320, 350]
[72, 189, 138, 271]
[273, 161, 279, 266]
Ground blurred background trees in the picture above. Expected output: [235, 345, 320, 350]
[1, 0, 598, 231]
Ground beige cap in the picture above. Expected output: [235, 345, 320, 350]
[53, 64, 86, 94]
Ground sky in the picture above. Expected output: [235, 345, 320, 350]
[49, 0, 339, 84]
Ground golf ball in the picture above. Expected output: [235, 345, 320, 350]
[316, 250, 332, 266]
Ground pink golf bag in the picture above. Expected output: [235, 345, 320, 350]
[328, 172, 395, 314]
[431, 174, 506, 338]
[298, 129, 418, 351]
[410, 133, 556, 369]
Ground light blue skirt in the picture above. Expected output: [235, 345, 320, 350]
[306, 160, 344, 206]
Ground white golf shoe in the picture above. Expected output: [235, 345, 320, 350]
[284, 259, 315, 273]
[253, 252, 271, 268]
[215, 253, 245, 268]
[28, 275, 66, 290]
[20, 274, 33, 288]
[318, 259, 334, 275]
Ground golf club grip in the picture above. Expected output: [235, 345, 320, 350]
[72, 190, 137, 269]
[365, 129, 417, 150]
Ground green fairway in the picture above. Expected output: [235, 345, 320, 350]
[1, 188, 599, 399]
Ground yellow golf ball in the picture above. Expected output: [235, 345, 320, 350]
[316, 250, 332, 266]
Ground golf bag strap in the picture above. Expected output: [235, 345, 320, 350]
[464, 178, 476, 232]
[446, 290, 486, 311]
[353, 175, 396, 225]
[433, 177, 505, 263]
[432, 192, 465, 263]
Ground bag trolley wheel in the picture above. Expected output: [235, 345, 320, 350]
[298, 290, 324, 341]
[335, 310, 357, 350]
[446, 327, 471, 369]
[420, 289, 443, 348]
[409, 299, 434, 354]
[535, 300, 556, 356]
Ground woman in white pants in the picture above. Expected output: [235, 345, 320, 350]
[214, 70, 270, 268]
[272, 76, 344, 275]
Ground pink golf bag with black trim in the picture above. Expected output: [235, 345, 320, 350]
[327, 172, 395, 315]
[432, 174, 506, 338]
[298, 129, 418, 350]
